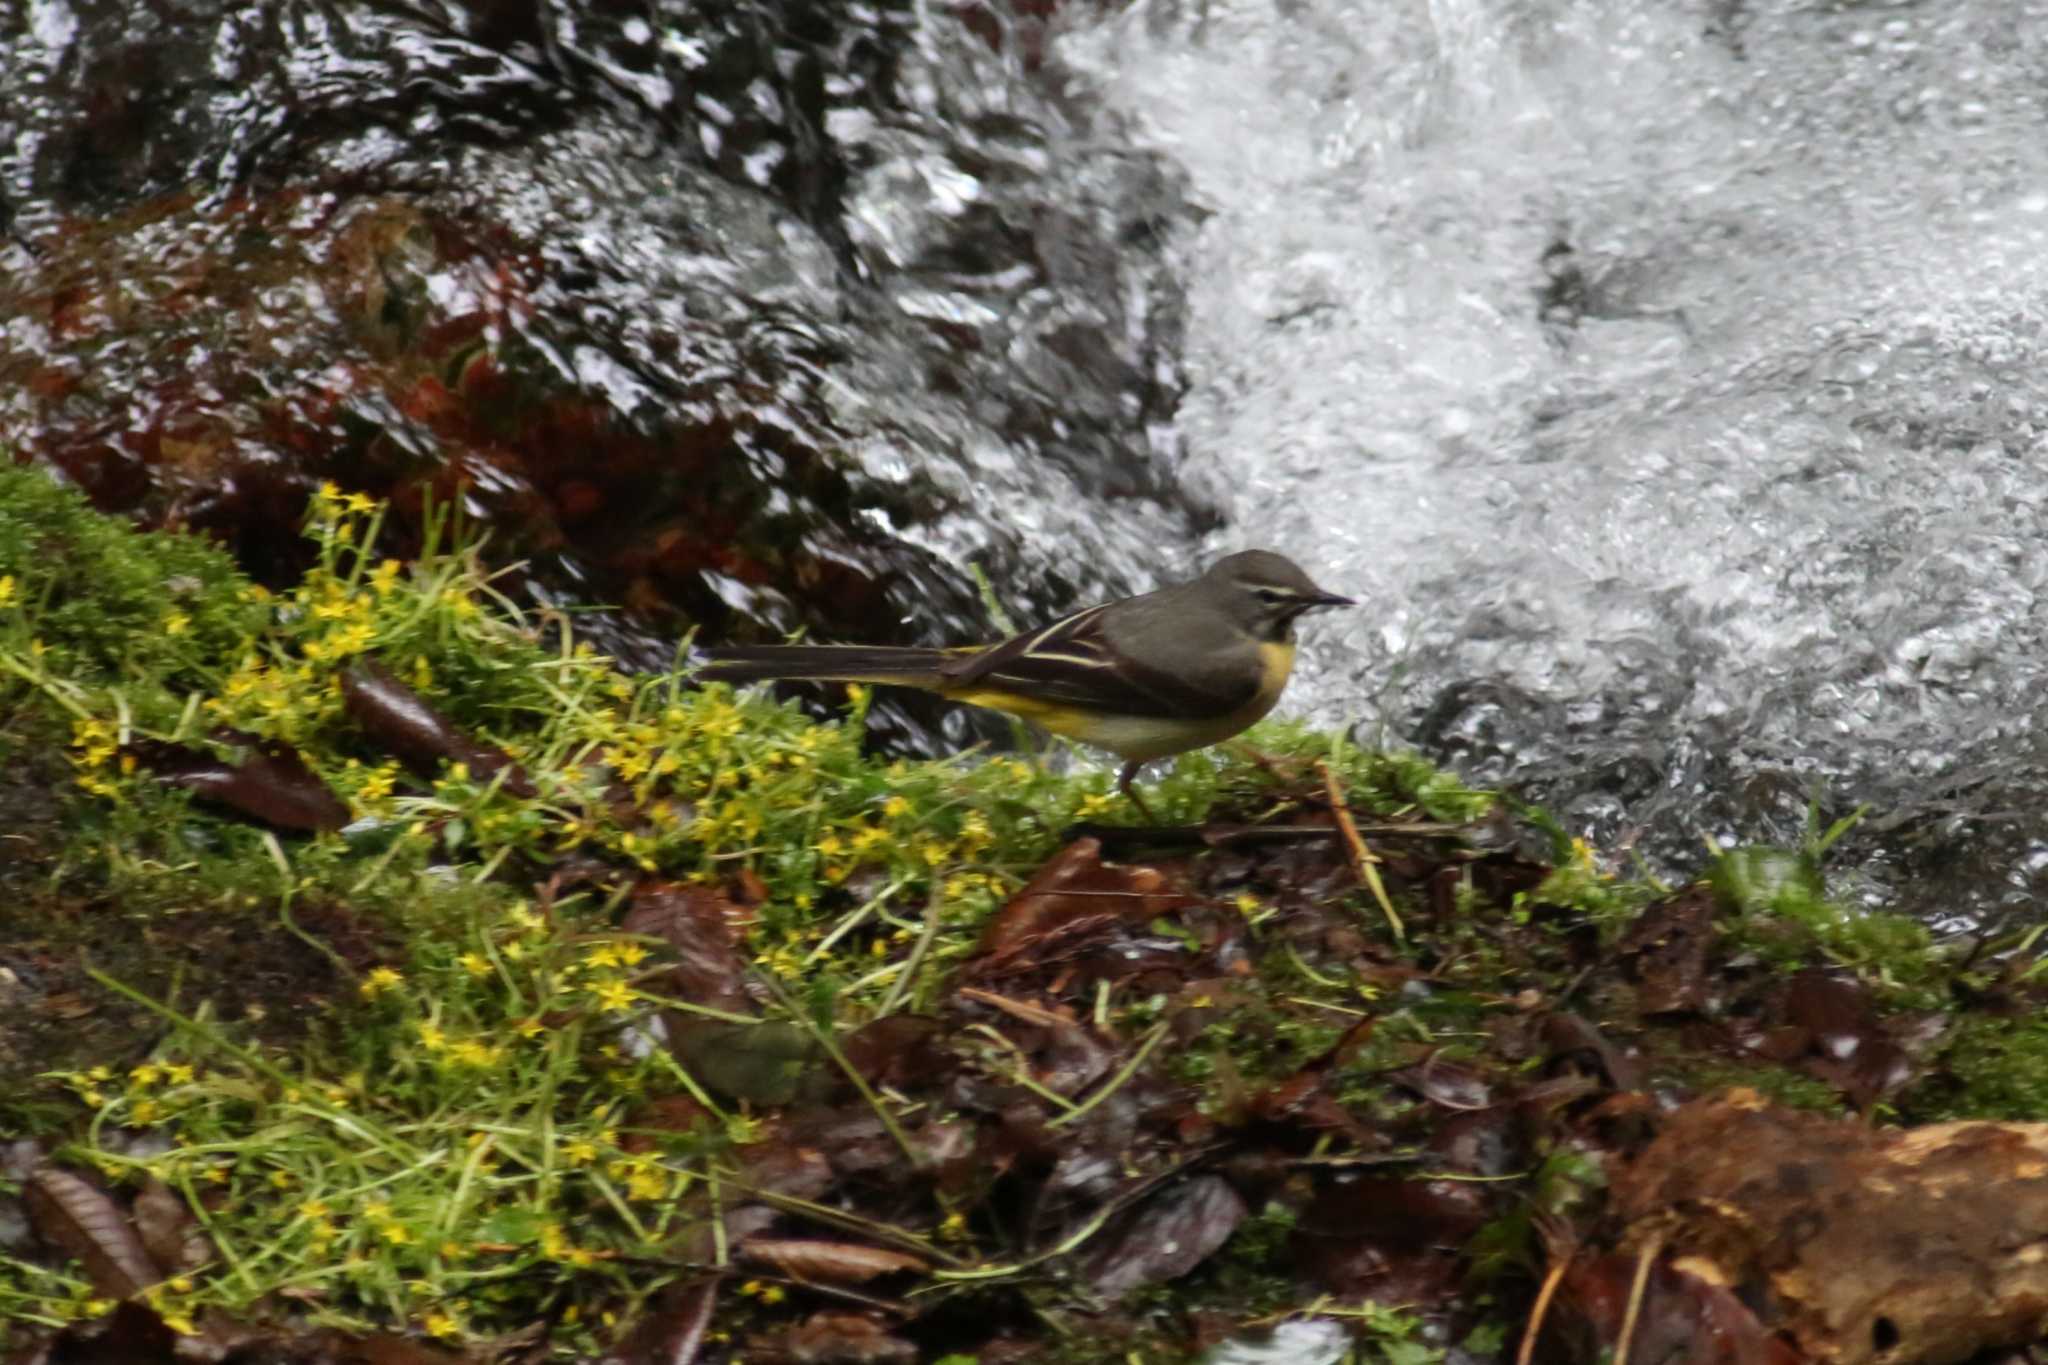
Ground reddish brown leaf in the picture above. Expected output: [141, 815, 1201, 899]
[760, 1312, 917, 1364]
[971, 837, 1191, 961]
[599, 1278, 721, 1365]
[1616, 886, 1718, 1016]
[1556, 1251, 1807, 1365]
[623, 880, 754, 1015]
[127, 730, 349, 832]
[23, 1165, 163, 1300]
[738, 1239, 930, 1284]
[131, 1177, 213, 1276]
[839, 1015, 952, 1091]
[18, 1299, 179, 1365]
[1777, 970, 1915, 1110]
[340, 661, 536, 796]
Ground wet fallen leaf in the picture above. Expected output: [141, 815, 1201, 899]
[739, 1238, 929, 1284]
[341, 660, 536, 797]
[755, 1311, 917, 1364]
[127, 731, 350, 831]
[970, 837, 1191, 967]
[131, 1177, 213, 1276]
[1084, 1173, 1248, 1303]
[1553, 1249, 1806, 1365]
[622, 880, 754, 1015]
[597, 1277, 720, 1365]
[1615, 885, 1718, 1017]
[23, 1164, 162, 1300]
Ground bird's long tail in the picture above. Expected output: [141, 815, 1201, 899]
[695, 644, 955, 689]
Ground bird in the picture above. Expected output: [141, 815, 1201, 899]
[695, 549, 1354, 820]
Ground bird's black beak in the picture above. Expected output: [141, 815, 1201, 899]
[1305, 589, 1355, 610]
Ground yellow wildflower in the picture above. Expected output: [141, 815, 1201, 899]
[360, 966, 403, 998]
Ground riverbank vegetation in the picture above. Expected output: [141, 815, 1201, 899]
[3, 463, 2041, 1364]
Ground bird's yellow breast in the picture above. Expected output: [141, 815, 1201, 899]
[945, 640, 1297, 763]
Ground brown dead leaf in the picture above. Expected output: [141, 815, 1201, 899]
[23, 1165, 162, 1300]
[738, 1238, 930, 1284]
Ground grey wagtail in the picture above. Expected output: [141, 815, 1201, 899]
[696, 550, 1354, 819]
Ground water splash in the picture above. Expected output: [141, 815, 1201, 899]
[1066, 0, 2048, 907]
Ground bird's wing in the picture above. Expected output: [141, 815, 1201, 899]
[938, 598, 1257, 719]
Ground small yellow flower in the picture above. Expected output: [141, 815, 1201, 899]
[458, 952, 492, 977]
[164, 1063, 195, 1085]
[299, 1199, 331, 1219]
[0, 575, 16, 608]
[614, 941, 649, 967]
[627, 1166, 669, 1201]
[382, 1224, 412, 1246]
[129, 1063, 162, 1087]
[417, 1022, 446, 1050]
[423, 1312, 459, 1339]
[883, 795, 911, 819]
[592, 979, 635, 1013]
[562, 1139, 598, 1165]
[449, 1039, 500, 1067]
[164, 612, 189, 636]
[360, 966, 403, 999]
[583, 944, 621, 969]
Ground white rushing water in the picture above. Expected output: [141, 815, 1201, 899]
[1061, 0, 2048, 898]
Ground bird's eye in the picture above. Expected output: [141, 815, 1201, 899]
[1252, 587, 1289, 604]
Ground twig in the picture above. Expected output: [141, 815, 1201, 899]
[1517, 1259, 1568, 1365]
[1317, 761, 1404, 941]
[1614, 1235, 1662, 1365]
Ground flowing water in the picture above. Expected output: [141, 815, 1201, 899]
[1061, 0, 2048, 916]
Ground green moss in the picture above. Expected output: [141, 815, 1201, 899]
[0, 465, 265, 711]
[1904, 1012, 2048, 1122]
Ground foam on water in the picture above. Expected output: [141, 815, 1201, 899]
[1064, 0, 2048, 899]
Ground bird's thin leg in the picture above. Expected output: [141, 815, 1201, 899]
[1117, 760, 1158, 823]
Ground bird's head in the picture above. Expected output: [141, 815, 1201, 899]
[1205, 549, 1355, 641]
